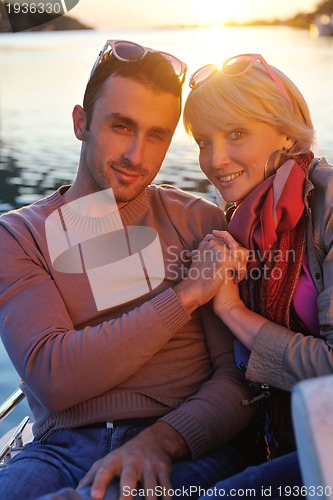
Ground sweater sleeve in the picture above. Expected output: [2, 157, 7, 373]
[161, 304, 255, 458]
[246, 318, 333, 392]
[156, 185, 227, 250]
[0, 222, 191, 412]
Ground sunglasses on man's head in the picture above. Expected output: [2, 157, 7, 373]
[189, 53, 293, 111]
[90, 39, 188, 84]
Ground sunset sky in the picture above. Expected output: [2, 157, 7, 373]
[71, 0, 320, 30]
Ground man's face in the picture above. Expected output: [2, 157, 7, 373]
[75, 75, 180, 206]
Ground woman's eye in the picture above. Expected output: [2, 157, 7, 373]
[228, 130, 244, 141]
[196, 139, 210, 149]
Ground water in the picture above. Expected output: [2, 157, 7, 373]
[0, 25, 333, 434]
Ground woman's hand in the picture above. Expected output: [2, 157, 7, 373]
[209, 231, 266, 350]
[213, 276, 263, 351]
[176, 229, 249, 314]
[185, 230, 249, 283]
[174, 233, 246, 314]
[212, 269, 245, 318]
[209, 230, 249, 284]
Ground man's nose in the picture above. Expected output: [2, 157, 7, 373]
[124, 136, 145, 166]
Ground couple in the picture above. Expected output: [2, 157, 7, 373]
[0, 39, 332, 499]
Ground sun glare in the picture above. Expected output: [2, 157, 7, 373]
[185, 25, 242, 71]
[188, 0, 244, 26]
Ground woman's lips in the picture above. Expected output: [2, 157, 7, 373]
[217, 170, 243, 183]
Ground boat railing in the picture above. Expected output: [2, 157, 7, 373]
[0, 388, 30, 467]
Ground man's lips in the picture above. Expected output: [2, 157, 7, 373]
[112, 165, 144, 182]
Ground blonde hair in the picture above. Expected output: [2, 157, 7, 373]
[184, 60, 315, 155]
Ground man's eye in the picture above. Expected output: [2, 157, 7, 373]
[112, 124, 127, 130]
[150, 133, 164, 142]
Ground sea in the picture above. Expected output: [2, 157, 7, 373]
[0, 25, 333, 434]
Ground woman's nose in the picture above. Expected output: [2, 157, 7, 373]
[211, 139, 230, 169]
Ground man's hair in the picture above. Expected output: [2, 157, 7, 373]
[184, 61, 315, 155]
[83, 52, 183, 129]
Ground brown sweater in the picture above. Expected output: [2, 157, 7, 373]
[0, 184, 253, 458]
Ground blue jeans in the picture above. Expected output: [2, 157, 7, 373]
[199, 452, 303, 500]
[0, 423, 247, 499]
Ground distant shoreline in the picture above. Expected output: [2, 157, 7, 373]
[0, 0, 332, 33]
[151, 14, 318, 32]
[0, 13, 92, 33]
[138, 0, 333, 32]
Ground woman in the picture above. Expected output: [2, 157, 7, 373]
[183, 54, 333, 497]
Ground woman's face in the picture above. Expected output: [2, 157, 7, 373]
[192, 119, 291, 203]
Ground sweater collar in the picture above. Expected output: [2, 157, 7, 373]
[47, 185, 151, 227]
[117, 188, 151, 225]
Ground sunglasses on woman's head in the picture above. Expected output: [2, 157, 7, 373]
[189, 53, 293, 111]
[90, 39, 188, 84]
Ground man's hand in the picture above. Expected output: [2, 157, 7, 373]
[77, 422, 189, 500]
[175, 230, 248, 314]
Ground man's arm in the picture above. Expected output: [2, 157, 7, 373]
[0, 220, 244, 413]
[0, 223, 191, 411]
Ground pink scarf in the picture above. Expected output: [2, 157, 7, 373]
[229, 151, 314, 330]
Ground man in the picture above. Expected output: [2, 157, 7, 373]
[0, 40, 253, 499]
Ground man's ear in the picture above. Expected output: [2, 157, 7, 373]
[72, 104, 88, 141]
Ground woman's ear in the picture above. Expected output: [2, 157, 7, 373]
[283, 136, 296, 152]
[72, 105, 87, 141]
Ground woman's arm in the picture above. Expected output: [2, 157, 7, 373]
[212, 205, 333, 392]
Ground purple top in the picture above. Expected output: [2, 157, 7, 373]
[293, 255, 320, 336]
